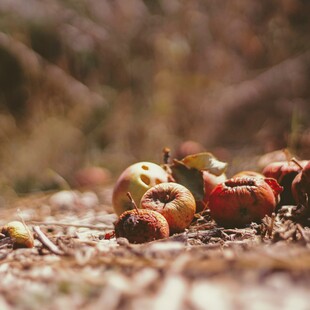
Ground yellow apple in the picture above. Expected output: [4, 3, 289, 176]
[112, 162, 169, 216]
[140, 182, 196, 233]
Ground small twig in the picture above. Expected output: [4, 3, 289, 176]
[33, 226, 65, 255]
[276, 227, 297, 241]
[16, 209, 35, 246]
[291, 157, 304, 170]
[127, 192, 140, 213]
[29, 221, 112, 230]
[223, 229, 252, 235]
[163, 147, 171, 165]
[283, 148, 292, 162]
[268, 213, 276, 238]
[0, 237, 14, 248]
[296, 224, 310, 243]
[74, 239, 99, 246]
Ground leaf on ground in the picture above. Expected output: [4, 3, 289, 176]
[170, 159, 204, 205]
[181, 152, 227, 176]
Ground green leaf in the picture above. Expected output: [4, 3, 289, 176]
[181, 152, 227, 176]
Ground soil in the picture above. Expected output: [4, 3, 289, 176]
[0, 187, 309, 310]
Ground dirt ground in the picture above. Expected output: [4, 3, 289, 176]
[0, 187, 309, 310]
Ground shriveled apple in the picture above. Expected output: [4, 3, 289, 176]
[114, 208, 170, 244]
[262, 159, 307, 206]
[208, 177, 283, 227]
[202, 171, 227, 204]
[292, 161, 310, 207]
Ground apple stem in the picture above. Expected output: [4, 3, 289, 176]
[16, 208, 35, 245]
[291, 157, 303, 170]
[162, 147, 171, 165]
[126, 192, 140, 213]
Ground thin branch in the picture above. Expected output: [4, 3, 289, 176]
[33, 226, 65, 255]
[0, 237, 14, 248]
[29, 221, 112, 230]
[127, 192, 140, 213]
[268, 213, 276, 238]
[296, 224, 310, 243]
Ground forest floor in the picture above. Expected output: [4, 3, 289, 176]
[0, 187, 309, 310]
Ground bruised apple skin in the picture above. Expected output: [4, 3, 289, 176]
[114, 209, 169, 244]
[262, 160, 307, 206]
[208, 177, 283, 228]
[112, 162, 169, 216]
[140, 182, 196, 233]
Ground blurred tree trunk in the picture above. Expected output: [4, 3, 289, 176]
[204, 51, 310, 147]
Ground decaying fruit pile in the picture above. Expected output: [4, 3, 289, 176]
[0, 150, 309, 309]
[112, 150, 309, 243]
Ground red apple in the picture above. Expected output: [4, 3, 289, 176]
[262, 161, 307, 182]
[257, 150, 288, 170]
[262, 160, 307, 206]
[292, 161, 310, 206]
[174, 140, 205, 159]
[114, 209, 170, 243]
[73, 166, 111, 188]
[200, 171, 227, 211]
[112, 162, 169, 216]
[301, 161, 310, 184]
[208, 177, 283, 227]
[292, 172, 303, 204]
[140, 182, 196, 233]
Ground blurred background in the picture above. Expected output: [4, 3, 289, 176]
[0, 0, 309, 197]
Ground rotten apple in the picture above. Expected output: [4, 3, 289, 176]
[112, 162, 169, 216]
[208, 177, 283, 227]
[292, 161, 310, 206]
[114, 209, 170, 243]
[202, 171, 227, 205]
[262, 160, 307, 206]
[140, 182, 196, 233]
[170, 152, 228, 212]
[73, 166, 111, 188]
